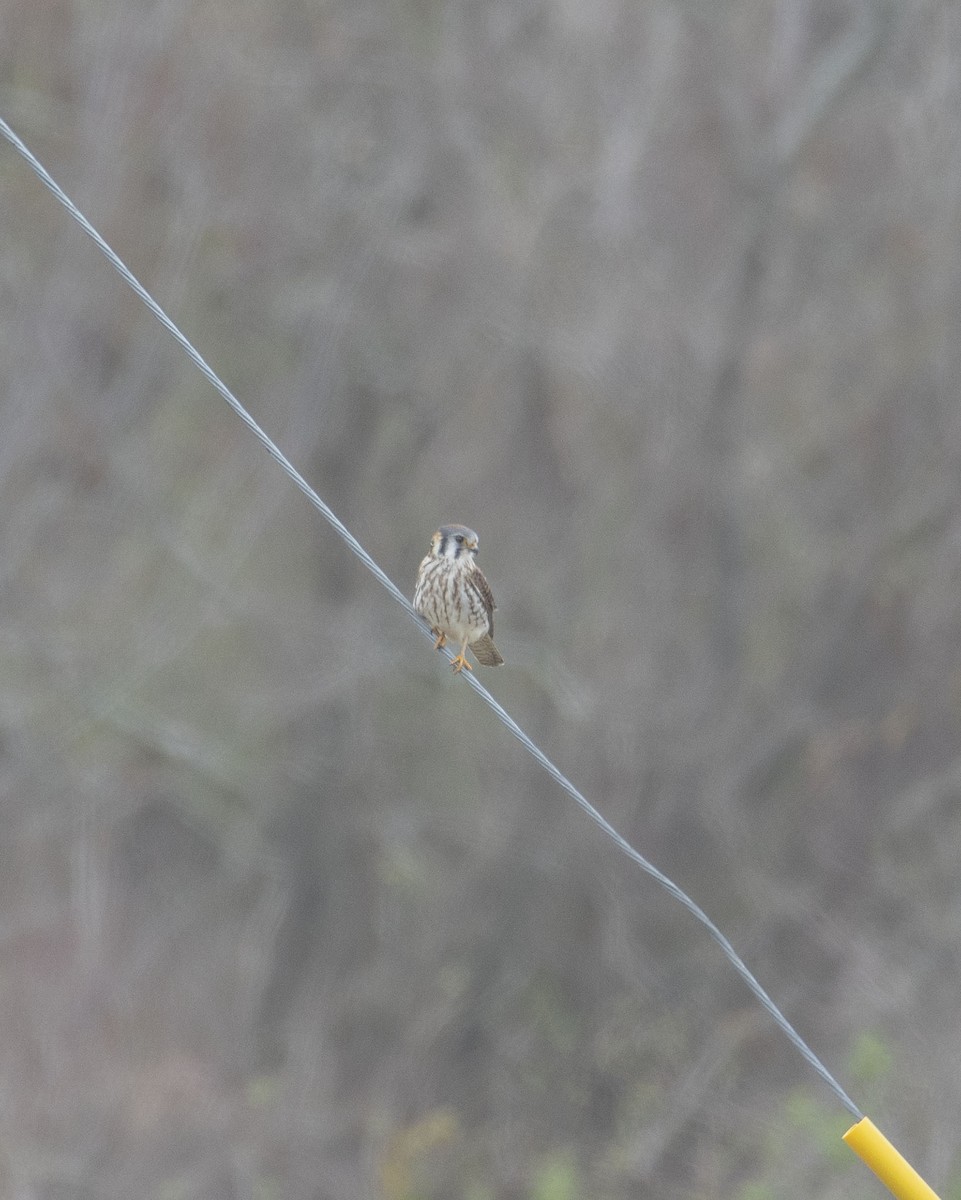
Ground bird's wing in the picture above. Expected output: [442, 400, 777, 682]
[473, 566, 497, 634]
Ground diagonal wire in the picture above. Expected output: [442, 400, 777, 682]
[0, 115, 861, 1120]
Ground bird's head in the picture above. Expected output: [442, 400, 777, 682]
[430, 524, 480, 560]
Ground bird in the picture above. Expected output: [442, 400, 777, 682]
[413, 524, 504, 673]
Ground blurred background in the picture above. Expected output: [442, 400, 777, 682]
[1, 0, 960, 1196]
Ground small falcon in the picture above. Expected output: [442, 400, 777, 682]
[413, 524, 504, 673]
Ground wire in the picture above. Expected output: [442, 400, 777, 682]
[0, 115, 862, 1120]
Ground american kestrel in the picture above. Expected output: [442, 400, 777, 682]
[413, 524, 504, 673]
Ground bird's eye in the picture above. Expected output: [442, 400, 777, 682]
[455, 534, 464, 544]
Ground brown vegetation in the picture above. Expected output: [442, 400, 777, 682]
[1, 1, 959, 1196]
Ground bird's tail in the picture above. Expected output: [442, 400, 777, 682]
[471, 635, 504, 667]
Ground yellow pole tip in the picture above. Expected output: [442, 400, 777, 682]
[843, 1116, 941, 1200]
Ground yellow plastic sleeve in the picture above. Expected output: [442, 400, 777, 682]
[843, 1117, 941, 1200]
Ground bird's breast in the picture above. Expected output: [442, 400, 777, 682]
[414, 558, 489, 639]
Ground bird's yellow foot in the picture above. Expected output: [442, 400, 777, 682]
[450, 653, 472, 673]
[433, 631, 448, 651]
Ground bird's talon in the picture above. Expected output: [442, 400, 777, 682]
[433, 631, 447, 651]
[451, 654, 472, 673]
